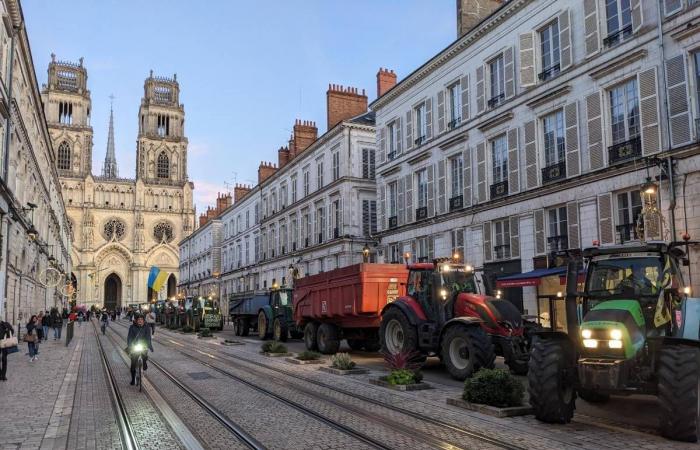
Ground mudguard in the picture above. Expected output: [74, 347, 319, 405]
[381, 297, 427, 325]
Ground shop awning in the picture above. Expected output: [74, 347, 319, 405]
[496, 267, 567, 288]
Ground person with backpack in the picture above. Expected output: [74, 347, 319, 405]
[0, 320, 16, 380]
[25, 316, 39, 362]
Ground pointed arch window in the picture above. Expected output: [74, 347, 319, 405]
[57, 141, 71, 170]
[157, 151, 169, 179]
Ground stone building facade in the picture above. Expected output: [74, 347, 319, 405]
[0, 0, 73, 324]
[372, 0, 700, 319]
[43, 59, 195, 310]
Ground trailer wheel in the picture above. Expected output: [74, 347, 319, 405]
[273, 318, 288, 342]
[240, 318, 250, 337]
[441, 324, 494, 380]
[528, 337, 575, 424]
[304, 322, 318, 351]
[658, 344, 699, 442]
[380, 308, 418, 355]
[317, 323, 340, 354]
[233, 318, 242, 336]
[258, 311, 271, 340]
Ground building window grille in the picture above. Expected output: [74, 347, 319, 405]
[157, 151, 170, 178]
[57, 141, 71, 171]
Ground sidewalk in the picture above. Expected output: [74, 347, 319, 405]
[0, 323, 84, 450]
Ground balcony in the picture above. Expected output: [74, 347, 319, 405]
[616, 223, 640, 244]
[538, 64, 560, 82]
[547, 235, 569, 252]
[541, 161, 566, 184]
[449, 195, 463, 211]
[448, 117, 462, 130]
[387, 151, 397, 161]
[490, 180, 508, 199]
[318, 233, 323, 244]
[487, 93, 505, 108]
[415, 206, 428, 221]
[608, 136, 641, 165]
[388, 216, 398, 229]
[414, 135, 427, 147]
[493, 244, 510, 260]
[603, 24, 632, 48]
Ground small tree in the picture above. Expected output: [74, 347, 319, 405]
[463, 368, 524, 407]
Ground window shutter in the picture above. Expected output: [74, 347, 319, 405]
[427, 164, 435, 217]
[362, 200, 370, 237]
[638, 67, 661, 156]
[438, 159, 446, 214]
[631, 0, 643, 33]
[362, 149, 369, 178]
[462, 147, 472, 207]
[437, 90, 446, 134]
[378, 127, 386, 164]
[586, 91, 604, 170]
[476, 65, 485, 113]
[664, 0, 682, 16]
[665, 55, 692, 146]
[411, 240, 417, 263]
[369, 150, 376, 179]
[524, 120, 538, 189]
[396, 116, 403, 154]
[405, 111, 413, 151]
[339, 198, 344, 231]
[567, 201, 580, 249]
[328, 204, 334, 240]
[461, 74, 470, 121]
[534, 209, 545, 255]
[428, 236, 435, 260]
[379, 185, 386, 232]
[426, 97, 433, 139]
[597, 193, 614, 244]
[313, 210, 318, 244]
[559, 10, 572, 71]
[507, 128, 519, 194]
[476, 141, 487, 203]
[398, 177, 405, 226]
[583, 0, 600, 57]
[405, 174, 414, 223]
[565, 101, 580, 177]
[504, 46, 515, 99]
[483, 221, 492, 262]
[519, 32, 536, 89]
[510, 216, 520, 258]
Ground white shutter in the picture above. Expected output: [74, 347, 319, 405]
[510, 216, 520, 258]
[379, 185, 386, 232]
[583, 0, 600, 57]
[396, 116, 403, 154]
[504, 46, 515, 99]
[638, 67, 661, 155]
[483, 221, 492, 262]
[460, 74, 470, 122]
[378, 127, 386, 164]
[559, 10, 572, 71]
[565, 101, 580, 177]
[476, 65, 485, 114]
[405, 110, 413, 151]
[405, 173, 413, 223]
[534, 209, 545, 255]
[598, 193, 614, 245]
[631, 0, 643, 33]
[567, 201, 580, 249]
[437, 90, 446, 134]
[398, 176, 405, 226]
[462, 147, 472, 207]
[524, 120, 538, 189]
[476, 141, 487, 203]
[426, 97, 433, 139]
[586, 91, 605, 170]
[664, 0, 682, 16]
[438, 159, 446, 214]
[519, 32, 536, 88]
[507, 128, 519, 194]
[665, 55, 692, 146]
[427, 164, 435, 217]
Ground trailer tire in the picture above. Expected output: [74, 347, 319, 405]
[528, 337, 575, 424]
[273, 318, 288, 342]
[317, 323, 340, 354]
[240, 318, 250, 337]
[257, 311, 271, 340]
[441, 324, 494, 380]
[380, 308, 418, 355]
[304, 322, 318, 351]
[658, 344, 699, 442]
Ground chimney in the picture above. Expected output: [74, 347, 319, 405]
[278, 146, 291, 168]
[292, 120, 318, 156]
[206, 206, 216, 220]
[216, 192, 232, 214]
[258, 161, 278, 184]
[326, 84, 368, 130]
[377, 68, 397, 98]
[199, 213, 208, 227]
[234, 183, 253, 202]
[457, 0, 504, 37]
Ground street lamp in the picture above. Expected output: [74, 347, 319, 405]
[362, 244, 370, 263]
[403, 252, 411, 265]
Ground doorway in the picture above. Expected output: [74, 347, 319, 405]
[104, 273, 122, 311]
[167, 274, 176, 298]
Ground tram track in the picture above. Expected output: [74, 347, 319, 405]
[113, 321, 521, 450]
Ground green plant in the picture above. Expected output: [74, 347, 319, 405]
[198, 328, 212, 337]
[386, 369, 418, 385]
[463, 368, 524, 408]
[181, 325, 194, 333]
[383, 349, 423, 371]
[331, 353, 356, 370]
[262, 341, 288, 354]
[261, 341, 274, 352]
[296, 350, 321, 361]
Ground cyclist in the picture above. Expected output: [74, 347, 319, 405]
[100, 310, 109, 334]
[126, 314, 153, 386]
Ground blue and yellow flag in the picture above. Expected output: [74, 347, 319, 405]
[148, 266, 169, 293]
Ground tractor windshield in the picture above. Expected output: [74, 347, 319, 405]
[277, 291, 290, 306]
[586, 255, 665, 299]
[438, 265, 477, 294]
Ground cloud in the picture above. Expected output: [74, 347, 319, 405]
[188, 141, 211, 158]
[192, 179, 227, 213]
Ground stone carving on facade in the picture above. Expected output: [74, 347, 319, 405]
[102, 218, 126, 242]
[153, 221, 174, 244]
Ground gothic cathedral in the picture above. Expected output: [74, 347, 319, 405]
[42, 55, 195, 310]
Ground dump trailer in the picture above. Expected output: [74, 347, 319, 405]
[230, 288, 300, 341]
[294, 263, 409, 354]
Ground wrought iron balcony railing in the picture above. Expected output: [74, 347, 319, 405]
[616, 223, 640, 244]
[541, 161, 566, 184]
[490, 180, 508, 199]
[448, 117, 462, 130]
[388, 216, 398, 229]
[488, 93, 505, 108]
[449, 195, 463, 211]
[538, 64, 560, 81]
[603, 24, 632, 48]
[415, 206, 428, 221]
[547, 235, 569, 252]
[493, 244, 511, 260]
[414, 135, 427, 146]
[608, 136, 641, 165]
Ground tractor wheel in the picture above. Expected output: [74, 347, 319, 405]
[240, 318, 250, 337]
[505, 357, 530, 376]
[380, 308, 418, 355]
[503, 336, 529, 375]
[347, 339, 364, 351]
[658, 345, 699, 442]
[257, 311, 271, 340]
[304, 322, 318, 351]
[317, 323, 340, 354]
[441, 324, 495, 380]
[577, 389, 610, 403]
[528, 338, 576, 423]
[273, 318, 288, 342]
[233, 318, 242, 336]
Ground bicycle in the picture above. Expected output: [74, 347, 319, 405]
[131, 343, 146, 392]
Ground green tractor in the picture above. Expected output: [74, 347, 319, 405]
[528, 242, 700, 442]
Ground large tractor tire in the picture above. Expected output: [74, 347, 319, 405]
[273, 318, 288, 342]
[380, 308, 419, 355]
[240, 318, 250, 336]
[502, 337, 529, 375]
[528, 337, 576, 423]
[577, 389, 610, 403]
[441, 324, 495, 380]
[257, 311, 271, 340]
[658, 345, 699, 442]
[304, 322, 318, 351]
[317, 323, 340, 354]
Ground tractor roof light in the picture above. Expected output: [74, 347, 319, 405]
[610, 329, 623, 340]
[581, 329, 593, 339]
[495, 290, 502, 299]
[583, 339, 598, 348]
[440, 289, 448, 300]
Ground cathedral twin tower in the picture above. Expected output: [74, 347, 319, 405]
[43, 55, 195, 310]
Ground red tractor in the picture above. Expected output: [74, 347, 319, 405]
[380, 259, 531, 380]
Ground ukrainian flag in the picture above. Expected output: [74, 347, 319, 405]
[148, 266, 169, 293]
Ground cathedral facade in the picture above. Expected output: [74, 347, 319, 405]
[42, 56, 195, 310]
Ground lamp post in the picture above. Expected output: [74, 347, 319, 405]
[362, 244, 370, 263]
[403, 252, 411, 265]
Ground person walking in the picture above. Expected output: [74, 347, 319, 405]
[68, 310, 77, 323]
[36, 311, 45, 344]
[100, 310, 109, 335]
[77, 310, 83, 327]
[41, 312, 49, 343]
[25, 316, 39, 362]
[50, 308, 63, 340]
[0, 320, 16, 380]
[146, 309, 156, 336]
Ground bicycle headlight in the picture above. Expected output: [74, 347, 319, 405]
[133, 343, 145, 353]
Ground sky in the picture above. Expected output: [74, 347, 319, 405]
[24, 0, 456, 212]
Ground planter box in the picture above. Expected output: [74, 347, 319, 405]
[260, 352, 293, 357]
[446, 398, 533, 418]
[369, 377, 432, 391]
[222, 340, 245, 346]
[286, 357, 324, 365]
[319, 366, 369, 376]
[197, 335, 215, 339]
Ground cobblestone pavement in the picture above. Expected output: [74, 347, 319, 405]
[146, 322, 700, 450]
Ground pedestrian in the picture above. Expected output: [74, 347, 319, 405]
[25, 315, 39, 362]
[100, 310, 109, 334]
[36, 311, 45, 343]
[146, 309, 156, 336]
[41, 311, 49, 342]
[0, 320, 17, 380]
[50, 308, 63, 340]
[77, 310, 83, 326]
[68, 310, 77, 323]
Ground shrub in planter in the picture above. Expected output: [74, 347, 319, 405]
[262, 341, 288, 354]
[386, 369, 419, 385]
[181, 325, 194, 333]
[330, 353, 356, 370]
[198, 328, 212, 338]
[462, 368, 524, 408]
[296, 350, 321, 361]
[261, 341, 274, 353]
[383, 349, 423, 371]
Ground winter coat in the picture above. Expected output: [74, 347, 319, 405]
[127, 324, 153, 352]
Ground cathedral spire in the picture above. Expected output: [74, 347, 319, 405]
[102, 95, 118, 178]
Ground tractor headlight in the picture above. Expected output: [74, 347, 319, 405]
[609, 329, 622, 340]
[581, 329, 593, 339]
[583, 339, 598, 348]
[608, 339, 623, 349]
[440, 289, 448, 299]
